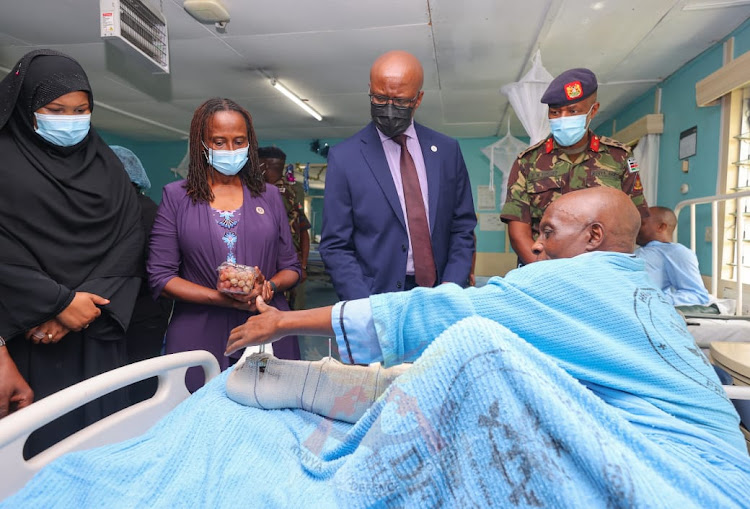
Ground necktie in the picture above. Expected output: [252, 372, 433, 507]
[393, 134, 436, 287]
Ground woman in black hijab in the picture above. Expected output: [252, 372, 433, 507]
[0, 50, 144, 457]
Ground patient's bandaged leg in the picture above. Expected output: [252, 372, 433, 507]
[226, 353, 410, 423]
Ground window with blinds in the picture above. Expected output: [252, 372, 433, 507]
[722, 86, 750, 281]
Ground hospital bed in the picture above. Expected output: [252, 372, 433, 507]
[0, 350, 220, 500]
[1, 344, 750, 501]
[674, 191, 750, 352]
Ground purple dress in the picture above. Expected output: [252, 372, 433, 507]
[148, 182, 301, 391]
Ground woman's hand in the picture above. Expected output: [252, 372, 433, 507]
[25, 318, 70, 344]
[261, 280, 275, 303]
[242, 267, 266, 312]
[57, 292, 109, 331]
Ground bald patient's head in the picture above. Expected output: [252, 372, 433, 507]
[636, 206, 677, 246]
[532, 187, 641, 261]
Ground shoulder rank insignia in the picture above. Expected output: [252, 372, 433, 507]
[545, 137, 554, 154]
[589, 135, 600, 152]
[599, 135, 631, 152]
[627, 157, 639, 173]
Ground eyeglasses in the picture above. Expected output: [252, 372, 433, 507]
[369, 92, 420, 109]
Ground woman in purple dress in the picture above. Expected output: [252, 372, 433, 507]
[148, 98, 301, 392]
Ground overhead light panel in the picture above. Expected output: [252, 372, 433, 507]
[271, 79, 323, 121]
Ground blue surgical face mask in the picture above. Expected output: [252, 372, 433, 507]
[548, 105, 594, 147]
[203, 142, 249, 176]
[34, 113, 91, 147]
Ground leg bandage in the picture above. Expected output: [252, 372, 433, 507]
[226, 353, 411, 423]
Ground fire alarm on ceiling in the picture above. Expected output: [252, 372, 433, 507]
[183, 0, 230, 24]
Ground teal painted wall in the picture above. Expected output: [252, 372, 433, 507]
[98, 130, 186, 203]
[598, 17, 750, 276]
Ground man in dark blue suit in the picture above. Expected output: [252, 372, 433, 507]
[320, 50, 476, 300]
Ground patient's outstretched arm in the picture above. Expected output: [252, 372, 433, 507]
[225, 297, 334, 355]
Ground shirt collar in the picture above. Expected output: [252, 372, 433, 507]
[376, 121, 417, 144]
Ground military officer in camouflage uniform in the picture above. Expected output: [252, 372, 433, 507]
[259, 147, 311, 307]
[501, 68, 648, 265]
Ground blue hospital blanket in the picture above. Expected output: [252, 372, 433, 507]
[4, 316, 750, 508]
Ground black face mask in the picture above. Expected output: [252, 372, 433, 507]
[371, 103, 413, 138]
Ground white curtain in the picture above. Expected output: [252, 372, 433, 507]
[481, 128, 529, 209]
[632, 134, 660, 206]
[500, 50, 553, 145]
[171, 146, 189, 179]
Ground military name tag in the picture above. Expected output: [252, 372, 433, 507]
[627, 157, 639, 173]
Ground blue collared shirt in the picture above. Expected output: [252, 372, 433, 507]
[635, 241, 710, 306]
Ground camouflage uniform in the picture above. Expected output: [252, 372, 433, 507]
[273, 177, 311, 256]
[273, 177, 311, 309]
[500, 132, 648, 236]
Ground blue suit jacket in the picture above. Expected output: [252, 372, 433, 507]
[320, 122, 476, 300]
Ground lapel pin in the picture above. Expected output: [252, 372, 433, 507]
[431, 145, 438, 152]
[256, 206, 265, 215]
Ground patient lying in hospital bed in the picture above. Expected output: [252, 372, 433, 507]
[2, 188, 750, 508]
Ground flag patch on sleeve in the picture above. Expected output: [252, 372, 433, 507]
[627, 157, 639, 173]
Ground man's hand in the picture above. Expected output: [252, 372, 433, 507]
[0, 347, 33, 418]
[226, 297, 283, 355]
[25, 318, 70, 344]
[57, 292, 110, 331]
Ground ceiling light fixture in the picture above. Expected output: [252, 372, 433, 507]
[271, 79, 323, 121]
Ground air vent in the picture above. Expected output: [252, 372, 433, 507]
[100, 0, 169, 74]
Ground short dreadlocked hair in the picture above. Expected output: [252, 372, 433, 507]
[185, 98, 265, 203]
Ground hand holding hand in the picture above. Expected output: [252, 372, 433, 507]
[57, 292, 109, 331]
[226, 296, 282, 355]
[26, 318, 71, 344]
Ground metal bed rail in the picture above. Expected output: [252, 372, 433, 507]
[674, 190, 750, 316]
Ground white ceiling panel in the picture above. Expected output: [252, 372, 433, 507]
[430, 0, 553, 89]
[0, 0, 748, 141]
[605, 5, 750, 82]
[224, 24, 437, 94]
[212, 0, 429, 36]
[437, 89, 509, 124]
[0, 0, 101, 46]
[0, 31, 32, 47]
[540, 0, 678, 77]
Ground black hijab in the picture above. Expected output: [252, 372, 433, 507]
[0, 50, 144, 340]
